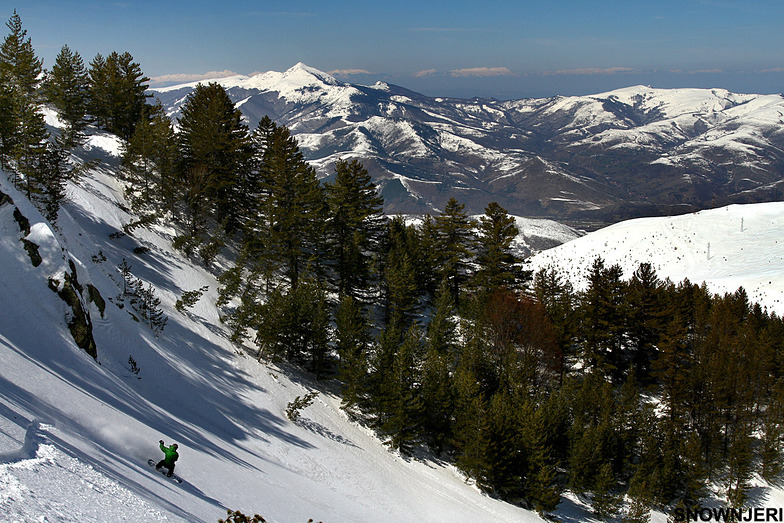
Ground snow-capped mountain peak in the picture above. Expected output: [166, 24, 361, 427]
[152, 65, 784, 222]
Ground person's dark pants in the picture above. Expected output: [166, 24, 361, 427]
[156, 460, 175, 476]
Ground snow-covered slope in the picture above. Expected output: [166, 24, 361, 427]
[528, 202, 784, 315]
[0, 139, 552, 521]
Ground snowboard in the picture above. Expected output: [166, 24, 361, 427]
[147, 458, 183, 483]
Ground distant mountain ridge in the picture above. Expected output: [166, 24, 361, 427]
[152, 63, 784, 224]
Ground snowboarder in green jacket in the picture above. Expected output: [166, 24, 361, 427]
[156, 440, 179, 477]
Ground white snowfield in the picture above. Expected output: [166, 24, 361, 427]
[528, 202, 784, 316]
[0, 138, 551, 521]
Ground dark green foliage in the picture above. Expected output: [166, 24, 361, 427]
[626, 262, 665, 382]
[325, 158, 385, 300]
[379, 217, 421, 332]
[286, 392, 319, 422]
[579, 257, 628, 380]
[384, 326, 427, 453]
[219, 509, 267, 523]
[88, 51, 150, 141]
[592, 462, 622, 519]
[473, 201, 524, 293]
[427, 197, 475, 305]
[255, 123, 326, 289]
[420, 281, 457, 449]
[43, 44, 89, 147]
[0, 11, 42, 99]
[123, 100, 178, 212]
[254, 280, 329, 376]
[177, 82, 250, 234]
[335, 295, 371, 410]
[175, 285, 209, 313]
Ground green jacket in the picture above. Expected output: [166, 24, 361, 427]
[160, 443, 179, 465]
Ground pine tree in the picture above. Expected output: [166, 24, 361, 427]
[0, 11, 42, 99]
[0, 10, 49, 194]
[87, 51, 150, 141]
[14, 98, 49, 199]
[626, 263, 664, 383]
[43, 44, 89, 147]
[525, 394, 567, 514]
[256, 123, 326, 289]
[381, 218, 420, 332]
[473, 201, 523, 293]
[453, 354, 491, 483]
[0, 83, 16, 168]
[592, 462, 622, 520]
[533, 266, 576, 384]
[421, 279, 457, 449]
[177, 82, 251, 235]
[123, 100, 177, 211]
[430, 197, 475, 305]
[34, 141, 72, 223]
[335, 295, 371, 411]
[579, 257, 627, 380]
[483, 391, 527, 499]
[325, 158, 385, 300]
[384, 326, 426, 454]
[761, 379, 784, 481]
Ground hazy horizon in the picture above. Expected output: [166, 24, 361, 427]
[13, 0, 784, 100]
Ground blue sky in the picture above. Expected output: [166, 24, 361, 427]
[9, 0, 784, 99]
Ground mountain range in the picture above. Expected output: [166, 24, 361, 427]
[153, 63, 784, 225]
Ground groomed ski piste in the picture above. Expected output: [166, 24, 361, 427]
[2, 119, 784, 521]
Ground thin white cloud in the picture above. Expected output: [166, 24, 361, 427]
[761, 67, 784, 73]
[543, 67, 634, 76]
[450, 67, 515, 78]
[413, 69, 438, 78]
[411, 27, 484, 32]
[328, 69, 374, 77]
[149, 70, 240, 86]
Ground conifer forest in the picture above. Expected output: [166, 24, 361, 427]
[2, 9, 783, 519]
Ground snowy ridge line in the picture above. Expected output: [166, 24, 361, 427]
[528, 202, 784, 315]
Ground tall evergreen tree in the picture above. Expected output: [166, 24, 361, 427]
[0, 10, 48, 187]
[383, 326, 427, 453]
[579, 257, 627, 380]
[88, 51, 150, 141]
[473, 201, 522, 293]
[123, 100, 178, 211]
[626, 262, 664, 383]
[421, 279, 457, 449]
[429, 197, 475, 305]
[335, 295, 371, 411]
[325, 158, 385, 300]
[381, 218, 420, 332]
[0, 11, 42, 99]
[177, 82, 251, 235]
[43, 44, 89, 147]
[256, 123, 326, 289]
